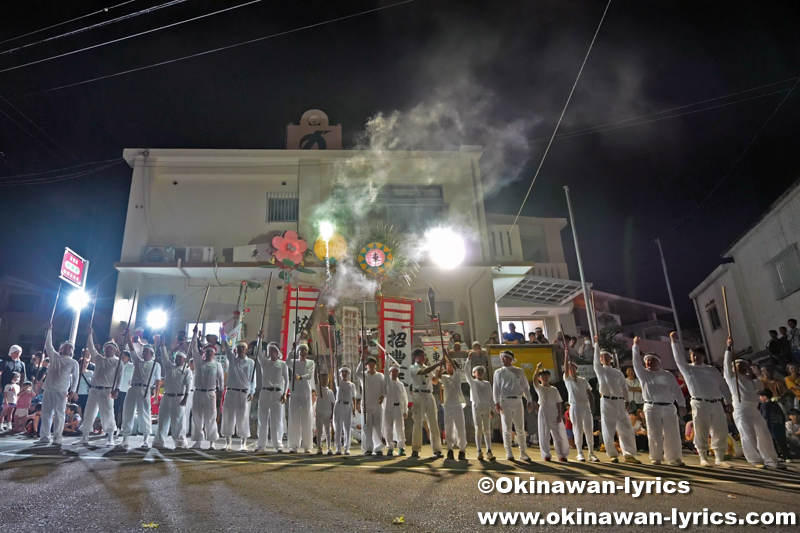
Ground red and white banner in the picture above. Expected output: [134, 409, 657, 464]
[421, 335, 450, 366]
[280, 285, 320, 359]
[378, 298, 414, 389]
[60, 247, 88, 288]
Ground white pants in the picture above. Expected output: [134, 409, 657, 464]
[570, 402, 594, 457]
[472, 406, 493, 452]
[192, 390, 219, 445]
[154, 395, 187, 447]
[121, 386, 152, 439]
[362, 407, 384, 453]
[288, 392, 313, 450]
[315, 410, 332, 449]
[600, 398, 637, 457]
[734, 402, 779, 466]
[333, 402, 353, 452]
[220, 390, 251, 438]
[183, 390, 194, 436]
[643, 403, 682, 462]
[411, 393, 442, 454]
[39, 389, 68, 440]
[444, 402, 467, 451]
[538, 405, 570, 460]
[384, 403, 406, 450]
[499, 397, 527, 457]
[691, 399, 728, 458]
[257, 391, 284, 450]
[82, 387, 116, 439]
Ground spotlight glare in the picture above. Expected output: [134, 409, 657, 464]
[68, 290, 90, 310]
[426, 227, 466, 269]
[147, 310, 168, 329]
[319, 221, 335, 241]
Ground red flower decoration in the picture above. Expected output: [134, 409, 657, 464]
[272, 231, 308, 266]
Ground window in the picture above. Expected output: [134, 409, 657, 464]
[267, 192, 298, 222]
[766, 244, 800, 300]
[332, 185, 447, 233]
[705, 300, 722, 331]
[500, 320, 546, 341]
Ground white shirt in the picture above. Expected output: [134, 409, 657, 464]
[87, 337, 123, 388]
[563, 373, 591, 405]
[465, 359, 494, 411]
[723, 349, 763, 405]
[355, 363, 386, 409]
[533, 381, 562, 409]
[441, 369, 465, 406]
[288, 359, 315, 397]
[161, 352, 192, 395]
[5, 383, 19, 404]
[592, 344, 627, 398]
[77, 370, 93, 395]
[119, 362, 134, 392]
[670, 342, 731, 403]
[384, 379, 408, 414]
[190, 337, 224, 390]
[259, 355, 289, 394]
[131, 343, 161, 388]
[43, 330, 79, 393]
[492, 365, 532, 404]
[625, 377, 643, 403]
[409, 363, 435, 394]
[222, 341, 256, 395]
[632, 345, 685, 407]
[316, 387, 335, 415]
[336, 380, 357, 404]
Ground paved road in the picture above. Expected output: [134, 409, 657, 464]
[1, 434, 798, 532]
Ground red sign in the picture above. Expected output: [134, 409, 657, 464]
[60, 248, 87, 288]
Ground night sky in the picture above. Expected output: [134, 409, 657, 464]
[1, 0, 798, 339]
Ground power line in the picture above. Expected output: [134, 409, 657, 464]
[18, 0, 415, 98]
[0, 1, 136, 46]
[0, 107, 67, 164]
[0, 93, 77, 161]
[0, 0, 263, 75]
[0, 160, 125, 186]
[664, 77, 799, 236]
[0, 0, 191, 57]
[0, 157, 124, 179]
[511, 0, 612, 231]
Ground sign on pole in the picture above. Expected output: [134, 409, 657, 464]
[378, 298, 414, 389]
[59, 247, 88, 288]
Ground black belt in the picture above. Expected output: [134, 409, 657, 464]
[130, 383, 148, 387]
[603, 395, 624, 400]
[393, 402, 400, 406]
[645, 401, 672, 406]
[227, 388, 248, 393]
[195, 388, 215, 392]
[338, 401, 350, 405]
[691, 398, 723, 403]
[502, 396, 518, 399]
[92, 386, 112, 390]
[417, 390, 432, 393]
[165, 393, 183, 397]
[263, 387, 281, 392]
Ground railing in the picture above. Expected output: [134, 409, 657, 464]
[528, 263, 569, 280]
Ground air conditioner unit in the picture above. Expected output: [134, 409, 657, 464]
[185, 246, 214, 263]
[142, 246, 176, 263]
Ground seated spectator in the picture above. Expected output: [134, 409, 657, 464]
[761, 366, 790, 408]
[25, 404, 42, 436]
[786, 409, 800, 458]
[527, 332, 537, 344]
[630, 412, 648, 451]
[786, 364, 800, 411]
[625, 367, 643, 413]
[759, 389, 790, 460]
[484, 331, 499, 346]
[63, 404, 83, 436]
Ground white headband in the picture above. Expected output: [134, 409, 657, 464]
[643, 353, 661, 362]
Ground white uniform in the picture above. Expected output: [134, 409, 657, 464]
[220, 341, 256, 440]
[441, 368, 467, 452]
[724, 348, 780, 467]
[409, 362, 443, 454]
[121, 343, 161, 444]
[492, 364, 532, 459]
[334, 379, 356, 453]
[287, 358, 315, 451]
[534, 380, 569, 460]
[190, 339, 224, 447]
[671, 342, 731, 463]
[83, 337, 123, 444]
[153, 351, 192, 448]
[355, 362, 386, 454]
[465, 359, 494, 453]
[315, 386, 335, 450]
[563, 372, 594, 460]
[593, 344, 637, 458]
[383, 377, 408, 451]
[257, 352, 289, 451]
[40, 330, 79, 443]
[632, 345, 685, 463]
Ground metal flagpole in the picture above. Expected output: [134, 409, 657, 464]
[655, 238, 685, 355]
[182, 285, 210, 372]
[563, 186, 596, 339]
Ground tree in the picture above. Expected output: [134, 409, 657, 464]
[596, 313, 629, 363]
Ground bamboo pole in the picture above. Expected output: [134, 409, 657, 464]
[721, 286, 741, 403]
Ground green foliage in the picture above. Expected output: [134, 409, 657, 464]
[597, 313, 629, 358]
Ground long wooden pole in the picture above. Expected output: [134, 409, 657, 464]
[112, 290, 137, 392]
[721, 286, 741, 403]
[250, 274, 272, 386]
[146, 296, 174, 397]
[560, 322, 571, 379]
[74, 287, 100, 395]
[291, 280, 300, 391]
[36, 283, 64, 388]
[328, 312, 337, 392]
[183, 285, 210, 372]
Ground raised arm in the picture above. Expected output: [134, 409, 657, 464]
[631, 337, 645, 378]
[592, 337, 602, 375]
[45, 326, 57, 359]
[190, 331, 201, 366]
[669, 332, 690, 376]
[87, 330, 102, 363]
[723, 336, 734, 380]
[465, 357, 477, 386]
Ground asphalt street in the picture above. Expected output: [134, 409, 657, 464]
[1, 433, 798, 533]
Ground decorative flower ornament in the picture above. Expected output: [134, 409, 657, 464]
[272, 230, 308, 266]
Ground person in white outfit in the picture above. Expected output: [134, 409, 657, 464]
[315, 374, 335, 455]
[465, 354, 494, 461]
[383, 365, 408, 456]
[189, 330, 224, 450]
[409, 349, 445, 458]
[38, 325, 79, 445]
[533, 363, 570, 462]
[287, 344, 315, 453]
[152, 341, 192, 449]
[120, 336, 162, 449]
[256, 341, 288, 453]
[563, 361, 598, 462]
[493, 350, 534, 461]
[723, 336, 786, 469]
[669, 331, 732, 468]
[440, 353, 467, 460]
[83, 329, 124, 447]
[592, 338, 641, 464]
[219, 331, 256, 451]
[333, 367, 357, 455]
[632, 337, 686, 466]
[355, 356, 386, 455]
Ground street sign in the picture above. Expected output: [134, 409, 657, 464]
[59, 247, 88, 288]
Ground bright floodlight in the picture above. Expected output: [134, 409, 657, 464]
[319, 221, 335, 241]
[426, 227, 466, 269]
[147, 310, 168, 329]
[68, 290, 90, 310]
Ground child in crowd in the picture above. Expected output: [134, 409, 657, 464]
[13, 381, 34, 432]
[25, 404, 42, 436]
[466, 353, 494, 461]
[532, 363, 569, 462]
[440, 353, 467, 460]
[315, 374, 335, 455]
[759, 389, 790, 460]
[63, 404, 83, 436]
[1, 371, 21, 430]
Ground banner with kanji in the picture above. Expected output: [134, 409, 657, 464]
[378, 298, 414, 389]
[421, 335, 450, 366]
[280, 285, 320, 359]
